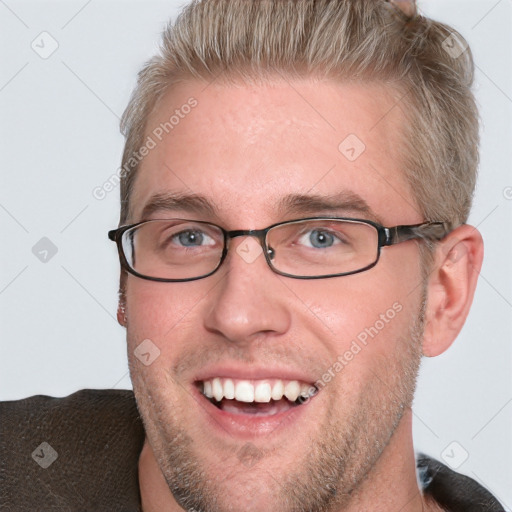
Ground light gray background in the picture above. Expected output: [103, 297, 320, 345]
[1, 0, 511, 507]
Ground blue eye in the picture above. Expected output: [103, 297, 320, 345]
[174, 229, 216, 247]
[309, 230, 334, 248]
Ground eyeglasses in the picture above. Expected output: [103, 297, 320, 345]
[108, 217, 450, 282]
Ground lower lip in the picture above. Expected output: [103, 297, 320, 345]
[192, 386, 315, 439]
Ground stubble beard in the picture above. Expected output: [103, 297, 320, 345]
[130, 299, 426, 512]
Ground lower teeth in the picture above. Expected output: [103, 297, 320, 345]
[211, 398, 299, 416]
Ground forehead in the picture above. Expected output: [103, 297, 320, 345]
[130, 78, 419, 227]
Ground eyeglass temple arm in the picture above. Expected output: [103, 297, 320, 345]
[382, 222, 451, 246]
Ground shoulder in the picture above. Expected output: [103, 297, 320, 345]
[417, 452, 505, 512]
[0, 389, 145, 511]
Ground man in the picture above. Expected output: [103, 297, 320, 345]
[0, 0, 506, 510]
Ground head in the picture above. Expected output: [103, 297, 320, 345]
[112, 1, 483, 510]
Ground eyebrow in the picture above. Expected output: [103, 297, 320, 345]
[140, 192, 218, 220]
[276, 191, 382, 223]
[139, 190, 381, 224]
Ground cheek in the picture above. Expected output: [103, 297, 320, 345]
[124, 275, 225, 364]
[288, 246, 423, 358]
[126, 277, 210, 330]
[297, 282, 422, 407]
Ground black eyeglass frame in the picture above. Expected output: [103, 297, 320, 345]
[108, 217, 450, 282]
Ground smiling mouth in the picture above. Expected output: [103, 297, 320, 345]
[197, 378, 318, 416]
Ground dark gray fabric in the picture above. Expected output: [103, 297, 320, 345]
[417, 454, 505, 512]
[0, 389, 505, 511]
[0, 389, 145, 512]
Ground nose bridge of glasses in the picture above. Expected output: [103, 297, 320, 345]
[226, 228, 267, 245]
[224, 228, 275, 262]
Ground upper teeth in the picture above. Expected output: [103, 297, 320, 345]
[201, 378, 316, 403]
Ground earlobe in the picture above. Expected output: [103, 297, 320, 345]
[117, 303, 127, 327]
[422, 225, 484, 357]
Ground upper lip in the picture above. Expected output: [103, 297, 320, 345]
[193, 364, 318, 385]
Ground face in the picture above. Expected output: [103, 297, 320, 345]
[125, 78, 427, 512]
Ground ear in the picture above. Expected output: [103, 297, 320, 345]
[422, 225, 484, 357]
[386, 0, 417, 19]
[117, 302, 126, 327]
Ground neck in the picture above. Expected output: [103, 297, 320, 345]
[138, 409, 441, 512]
[330, 408, 438, 511]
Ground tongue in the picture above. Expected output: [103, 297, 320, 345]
[220, 398, 296, 416]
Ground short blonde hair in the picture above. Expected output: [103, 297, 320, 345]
[119, 0, 478, 231]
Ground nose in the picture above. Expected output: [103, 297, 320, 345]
[203, 236, 292, 345]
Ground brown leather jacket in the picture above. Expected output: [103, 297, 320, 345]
[0, 389, 505, 511]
